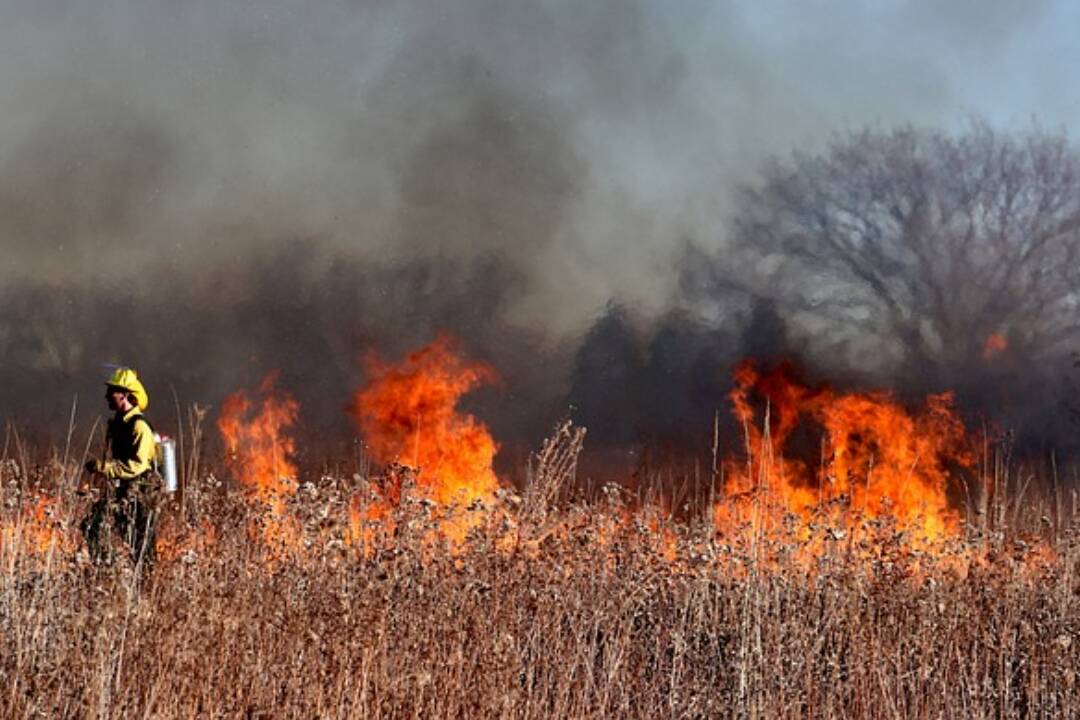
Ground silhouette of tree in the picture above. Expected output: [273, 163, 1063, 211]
[731, 121, 1080, 390]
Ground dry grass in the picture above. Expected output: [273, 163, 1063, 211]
[0, 438, 1077, 719]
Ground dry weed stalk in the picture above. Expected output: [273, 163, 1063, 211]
[0, 440, 1075, 719]
[522, 420, 586, 521]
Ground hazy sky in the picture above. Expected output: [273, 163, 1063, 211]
[2, 1, 1077, 334]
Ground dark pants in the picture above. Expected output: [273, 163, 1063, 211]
[80, 480, 158, 567]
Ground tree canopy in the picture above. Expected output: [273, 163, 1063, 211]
[730, 122, 1080, 392]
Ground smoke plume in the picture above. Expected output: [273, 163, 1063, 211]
[3, 1, 1078, 464]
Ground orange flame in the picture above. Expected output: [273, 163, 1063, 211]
[350, 335, 500, 546]
[351, 335, 499, 506]
[1, 493, 74, 559]
[717, 361, 973, 553]
[217, 372, 300, 549]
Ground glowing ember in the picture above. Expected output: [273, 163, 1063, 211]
[217, 372, 300, 549]
[983, 332, 1008, 359]
[717, 361, 973, 551]
[351, 334, 499, 506]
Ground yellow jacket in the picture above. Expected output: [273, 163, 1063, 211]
[103, 407, 156, 481]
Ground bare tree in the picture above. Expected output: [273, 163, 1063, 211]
[731, 121, 1080, 389]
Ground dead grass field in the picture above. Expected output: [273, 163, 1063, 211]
[0, 443, 1077, 720]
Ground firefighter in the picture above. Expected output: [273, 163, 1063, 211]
[81, 367, 159, 567]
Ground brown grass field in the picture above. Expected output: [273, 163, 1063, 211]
[0, 419, 1078, 720]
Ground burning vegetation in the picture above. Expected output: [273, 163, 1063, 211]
[4, 2, 1080, 708]
[197, 343, 994, 565]
[0, 336, 1077, 717]
[351, 334, 500, 507]
[0, 334, 1071, 571]
[217, 372, 301, 550]
[716, 361, 970, 561]
[348, 335, 501, 549]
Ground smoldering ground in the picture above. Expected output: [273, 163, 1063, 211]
[3, 1, 1080, 469]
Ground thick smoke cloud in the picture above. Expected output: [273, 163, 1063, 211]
[3, 1, 1080, 465]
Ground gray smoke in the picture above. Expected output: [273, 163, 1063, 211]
[2, 1, 1078, 461]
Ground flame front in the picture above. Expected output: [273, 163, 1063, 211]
[351, 335, 499, 506]
[349, 335, 500, 548]
[217, 372, 300, 549]
[717, 361, 973, 552]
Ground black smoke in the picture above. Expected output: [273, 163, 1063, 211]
[4, 1, 1080, 476]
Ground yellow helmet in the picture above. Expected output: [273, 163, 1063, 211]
[105, 367, 149, 411]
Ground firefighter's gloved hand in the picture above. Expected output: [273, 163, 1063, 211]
[85, 459, 104, 475]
